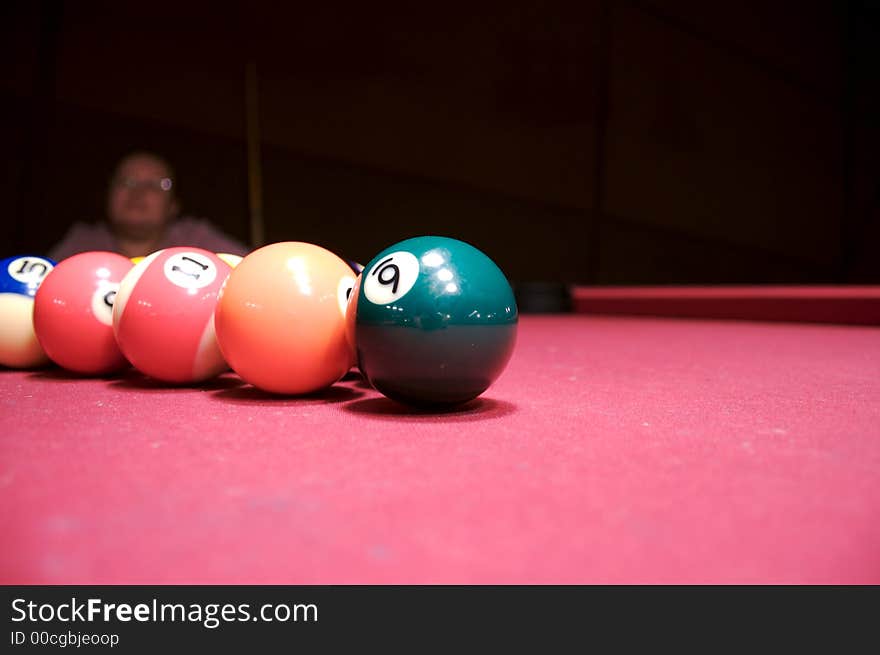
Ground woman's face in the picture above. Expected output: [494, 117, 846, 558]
[107, 155, 177, 239]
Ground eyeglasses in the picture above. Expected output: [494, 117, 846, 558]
[113, 177, 173, 192]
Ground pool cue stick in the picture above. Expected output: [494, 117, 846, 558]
[245, 59, 265, 248]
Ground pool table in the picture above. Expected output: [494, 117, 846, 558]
[2, 286, 879, 584]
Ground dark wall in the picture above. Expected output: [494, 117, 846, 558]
[2, 0, 877, 283]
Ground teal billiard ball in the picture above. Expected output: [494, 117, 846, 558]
[0, 254, 56, 368]
[348, 236, 517, 406]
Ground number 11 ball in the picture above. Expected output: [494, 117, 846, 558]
[349, 236, 518, 407]
[113, 247, 232, 383]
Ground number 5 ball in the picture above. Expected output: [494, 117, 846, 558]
[0, 255, 55, 368]
[349, 236, 517, 406]
[214, 242, 356, 394]
[113, 247, 232, 383]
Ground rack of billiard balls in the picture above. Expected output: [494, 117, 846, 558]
[0, 237, 518, 408]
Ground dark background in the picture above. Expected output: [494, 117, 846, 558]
[2, 0, 878, 284]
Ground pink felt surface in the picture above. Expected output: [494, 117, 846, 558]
[2, 315, 879, 584]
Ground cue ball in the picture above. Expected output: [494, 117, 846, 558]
[113, 247, 232, 383]
[214, 241, 355, 394]
[0, 254, 56, 368]
[33, 251, 133, 374]
[349, 236, 518, 406]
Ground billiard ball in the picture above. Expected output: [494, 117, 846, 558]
[214, 241, 355, 394]
[346, 260, 364, 274]
[344, 273, 361, 361]
[348, 236, 517, 406]
[216, 253, 243, 268]
[0, 254, 56, 368]
[33, 251, 132, 375]
[113, 247, 232, 383]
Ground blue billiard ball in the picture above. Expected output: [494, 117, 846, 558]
[0, 255, 56, 368]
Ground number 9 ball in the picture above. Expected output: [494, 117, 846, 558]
[348, 236, 517, 407]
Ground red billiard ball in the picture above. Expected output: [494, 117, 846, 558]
[33, 251, 132, 375]
[112, 247, 232, 384]
[0, 254, 56, 368]
[214, 241, 356, 394]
